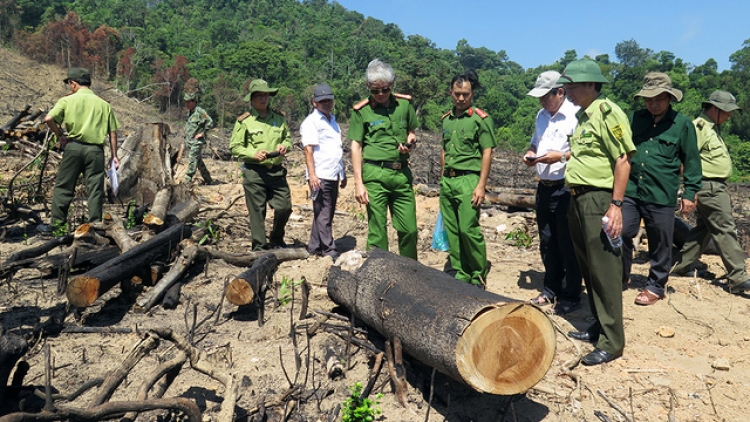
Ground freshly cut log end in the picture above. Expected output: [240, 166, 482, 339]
[74, 224, 92, 238]
[226, 279, 254, 306]
[66, 276, 101, 307]
[143, 214, 164, 226]
[456, 303, 555, 395]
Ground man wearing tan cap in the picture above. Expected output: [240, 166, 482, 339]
[523, 70, 582, 314]
[622, 72, 702, 306]
[672, 90, 750, 296]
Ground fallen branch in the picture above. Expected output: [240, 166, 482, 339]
[0, 398, 201, 422]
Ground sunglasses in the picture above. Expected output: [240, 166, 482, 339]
[369, 87, 392, 95]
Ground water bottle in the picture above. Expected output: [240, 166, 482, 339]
[601, 216, 623, 249]
[310, 188, 320, 201]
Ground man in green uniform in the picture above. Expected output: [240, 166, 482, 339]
[39, 67, 120, 234]
[230, 79, 293, 251]
[349, 59, 419, 260]
[440, 70, 497, 286]
[183, 92, 214, 185]
[622, 73, 702, 306]
[672, 90, 750, 296]
[558, 60, 636, 365]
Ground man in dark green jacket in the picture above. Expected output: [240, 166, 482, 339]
[622, 72, 702, 306]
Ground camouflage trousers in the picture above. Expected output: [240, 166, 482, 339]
[184, 137, 212, 183]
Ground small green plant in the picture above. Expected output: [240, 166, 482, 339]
[52, 221, 69, 237]
[347, 206, 366, 222]
[505, 227, 532, 248]
[341, 382, 381, 422]
[196, 219, 221, 245]
[277, 276, 303, 306]
[22, 233, 28, 245]
[125, 200, 138, 229]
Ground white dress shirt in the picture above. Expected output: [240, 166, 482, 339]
[529, 98, 579, 181]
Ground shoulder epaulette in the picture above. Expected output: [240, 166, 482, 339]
[441, 110, 452, 120]
[273, 108, 285, 117]
[599, 102, 612, 115]
[237, 112, 251, 122]
[474, 108, 488, 119]
[696, 119, 705, 130]
[353, 99, 369, 110]
[394, 93, 412, 101]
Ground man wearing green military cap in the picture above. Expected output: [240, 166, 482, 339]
[672, 90, 750, 296]
[558, 59, 636, 365]
[230, 79, 292, 251]
[39, 67, 120, 234]
[183, 92, 214, 185]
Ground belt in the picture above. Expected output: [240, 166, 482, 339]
[538, 179, 565, 187]
[569, 185, 610, 197]
[243, 162, 282, 172]
[70, 139, 103, 148]
[703, 178, 727, 184]
[443, 169, 479, 177]
[365, 160, 405, 170]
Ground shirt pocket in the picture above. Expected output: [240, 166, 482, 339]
[653, 134, 679, 161]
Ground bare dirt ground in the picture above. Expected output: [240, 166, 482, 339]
[2, 47, 750, 422]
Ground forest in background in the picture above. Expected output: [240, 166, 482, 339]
[3, 0, 750, 180]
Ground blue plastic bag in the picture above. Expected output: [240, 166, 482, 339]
[431, 211, 450, 252]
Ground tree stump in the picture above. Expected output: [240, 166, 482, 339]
[327, 249, 556, 395]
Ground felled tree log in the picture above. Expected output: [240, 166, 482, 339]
[199, 246, 308, 267]
[485, 192, 536, 210]
[165, 198, 200, 226]
[66, 223, 192, 307]
[225, 253, 279, 307]
[104, 214, 139, 252]
[0, 105, 31, 131]
[0, 330, 28, 400]
[135, 239, 200, 312]
[143, 186, 172, 229]
[327, 249, 556, 395]
[0, 235, 73, 277]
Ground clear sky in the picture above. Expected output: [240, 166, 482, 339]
[332, 0, 748, 71]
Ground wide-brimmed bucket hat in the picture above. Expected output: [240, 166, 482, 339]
[634, 72, 682, 102]
[557, 60, 610, 84]
[243, 79, 279, 102]
[702, 90, 741, 112]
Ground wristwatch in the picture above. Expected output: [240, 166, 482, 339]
[560, 152, 567, 164]
[611, 199, 623, 207]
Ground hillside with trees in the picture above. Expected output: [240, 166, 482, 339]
[3, 0, 750, 179]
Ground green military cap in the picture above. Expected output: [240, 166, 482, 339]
[243, 79, 279, 102]
[702, 90, 742, 112]
[634, 72, 683, 102]
[183, 92, 198, 101]
[557, 59, 610, 84]
[63, 67, 91, 83]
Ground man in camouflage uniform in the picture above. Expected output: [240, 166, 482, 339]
[183, 92, 214, 184]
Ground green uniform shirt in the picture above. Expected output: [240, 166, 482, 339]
[565, 96, 636, 189]
[441, 107, 497, 171]
[48, 88, 120, 145]
[230, 108, 292, 166]
[348, 96, 418, 162]
[694, 114, 733, 180]
[626, 108, 702, 205]
[185, 105, 214, 141]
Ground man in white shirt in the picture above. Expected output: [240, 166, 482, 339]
[523, 70, 582, 315]
[301, 84, 347, 258]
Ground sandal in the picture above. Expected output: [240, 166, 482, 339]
[634, 289, 663, 306]
[530, 294, 553, 306]
[548, 300, 581, 315]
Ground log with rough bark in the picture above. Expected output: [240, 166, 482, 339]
[116, 123, 174, 204]
[225, 253, 279, 307]
[0, 330, 28, 401]
[143, 186, 172, 228]
[327, 248, 556, 395]
[0, 105, 31, 131]
[484, 192, 536, 209]
[66, 223, 192, 307]
[134, 239, 200, 312]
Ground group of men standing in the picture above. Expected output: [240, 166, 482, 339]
[524, 59, 750, 366]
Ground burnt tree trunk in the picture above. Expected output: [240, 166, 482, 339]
[485, 192, 536, 209]
[327, 248, 556, 395]
[0, 330, 28, 400]
[66, 223, 192, 307]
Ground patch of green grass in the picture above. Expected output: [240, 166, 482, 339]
[341, 382, 381, 422]
[505, 227, 532, 248]
[278, 276, 303, 306]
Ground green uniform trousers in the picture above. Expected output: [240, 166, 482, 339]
[51, 141, 105, 225]
[242, 164, 292, 251]
[568, 190, 625, 355]
[673, 180, 749, 289]
[184, 138, 212, 183]
[362, 163, 418, 260]
[440, 173, 487, 285]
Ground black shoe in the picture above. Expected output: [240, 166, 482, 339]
[581, 348, 620, 366]
[568, 330, 599, 343]
[730, 280, 750, 296]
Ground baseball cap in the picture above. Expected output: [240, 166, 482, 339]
[63, 68, 91, 83]
[243, 79, 279, 102]
[313, 84, 334, 101]
[633, 72, 682, 102]
[702, 90, 742, 112]
[527, 71, 562, 97]
[557, 60, 610, 84]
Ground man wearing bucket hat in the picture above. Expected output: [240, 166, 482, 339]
[671, 90, 750, 296]
[301, 83, 347, 259]
[38, 67, 120, 234]
[523, 70, 582, 314]
[557, 59, 636, 365]
[183, 92, 214, 185]
[230, 79, 293, 251]
[621, 72, 702, 306]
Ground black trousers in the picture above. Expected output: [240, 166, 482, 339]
[536, 182, 582, 302]
[308, 179, 340, 257]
